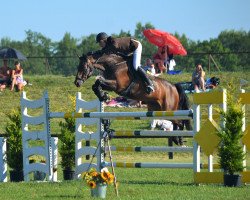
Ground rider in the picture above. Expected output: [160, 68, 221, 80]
[95, 32, 155, 94]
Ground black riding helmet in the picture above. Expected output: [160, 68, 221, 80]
[96, 32, 108, 43]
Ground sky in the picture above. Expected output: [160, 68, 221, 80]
[0, 0, 249, 42]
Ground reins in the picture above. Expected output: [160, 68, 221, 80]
[94, 56, 127, 68]
[115, 61, 127, 66]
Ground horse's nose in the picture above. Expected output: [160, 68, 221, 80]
[74, 80, 80, 87]
[75, 80, 83, 87]
[76, 82, 80, 87]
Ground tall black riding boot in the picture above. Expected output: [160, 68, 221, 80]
[137, 67, 155, 94]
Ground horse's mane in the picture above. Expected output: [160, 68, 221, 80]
[97, 54, 125, 65]
[97, 54, 127, 69]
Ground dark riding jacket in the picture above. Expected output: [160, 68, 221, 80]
[102, 36, 139, 56]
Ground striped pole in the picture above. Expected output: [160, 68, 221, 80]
[49, 110, 193, 119]
[105, 146, 193, 152]
[113, 130, 194, 137]
[103, 162, 193, 168]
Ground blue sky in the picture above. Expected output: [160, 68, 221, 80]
[1, 0, 249, 42]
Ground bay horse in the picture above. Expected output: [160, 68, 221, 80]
[74, 52, 192, 145]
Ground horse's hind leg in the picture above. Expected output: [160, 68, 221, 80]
[172, 123, 180, 145]
[173, 121, 185, 146]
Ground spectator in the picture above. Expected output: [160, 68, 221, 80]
[153, 46, 169, 73]
[192, 64, 206, 92]
[10, 61, 27, 92]
[143, 58, 156, 75]
[143, 58, 153, 71]
[0, 59, 12, 91]
[167, 54, 176, 71]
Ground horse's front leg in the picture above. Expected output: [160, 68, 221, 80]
[92, 77, 117, 102]
[92, 79, 109, 102]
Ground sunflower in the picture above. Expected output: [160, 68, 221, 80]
[90, 171, 98, 177]
[101, 171, 114, 184]
[100, 171, 109, 182]
[106, 173, 114, 184]
[87, 180, 97, 189]
[83, 168, 115, 188]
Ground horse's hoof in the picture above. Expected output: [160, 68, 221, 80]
[99, 93, 110, 102]
[102, 92, 110, 102]
[146, 85, 155, 94]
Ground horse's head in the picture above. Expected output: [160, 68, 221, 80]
[74, 54, 94, 87]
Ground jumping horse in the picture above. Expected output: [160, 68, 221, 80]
[74, 52, 192, 146]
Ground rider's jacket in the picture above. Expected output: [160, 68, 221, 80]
[102, 36, 139, 56]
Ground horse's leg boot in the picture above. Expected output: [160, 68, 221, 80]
[92, 80, 109, 102]
[171, 136, 179, 145]
[137, 67, 155, 94]
[178, 136, 184, 146]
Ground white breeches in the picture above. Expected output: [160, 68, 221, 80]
[132, 40, 142, 71]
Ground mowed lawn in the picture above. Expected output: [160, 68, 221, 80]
[0, 72, 249, 199]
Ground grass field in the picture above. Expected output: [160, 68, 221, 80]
[0, 72, 249, 199]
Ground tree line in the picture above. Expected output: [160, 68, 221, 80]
[1, 22, 249, 75]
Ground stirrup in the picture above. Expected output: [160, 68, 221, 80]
[146, 85, 155, 94]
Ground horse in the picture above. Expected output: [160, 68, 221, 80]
[74, 52, 192, 145]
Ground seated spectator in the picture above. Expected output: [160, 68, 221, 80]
[192, 64, 206, 92]
[143, 58, 156, 76]
[10, 61, 27, 92]
[143, 58, 153, 71]
[166, 54, 176, 71]
[0, 59, 12, 91]
[153, 46, 169, 73]
[205, 77, 220, 89]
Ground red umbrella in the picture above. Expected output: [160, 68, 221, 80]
[143, 29, 187, 56]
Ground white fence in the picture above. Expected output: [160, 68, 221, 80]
[0, 89, 249, 184]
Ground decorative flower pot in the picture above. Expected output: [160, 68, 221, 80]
[9, 170, 24, 182]
[224, 174, 242, 187]
[91, 184, 107, 199]
[63, 169, 75, 180]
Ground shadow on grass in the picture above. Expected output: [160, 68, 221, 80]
[121, 180, 194, 186]
[44, 194, 83, 199]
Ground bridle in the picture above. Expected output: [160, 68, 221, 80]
[76, 56, 94, 82]
[76, 53, 128, 83]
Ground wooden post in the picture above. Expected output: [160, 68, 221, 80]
[210, 55, 220, 72]
[208, 54, 211, 74]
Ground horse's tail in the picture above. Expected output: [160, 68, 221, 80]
[174, 83, 193, 130]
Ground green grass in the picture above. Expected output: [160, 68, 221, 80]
[0, 72, 249, 199]
[0, 169, 249, 200]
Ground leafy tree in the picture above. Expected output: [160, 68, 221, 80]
[134, 22, 157, 63]
[115, 30, 131, 37]
[54, 32, 78, 75]
[77, 34, 99, 56]
[59, 95, 75, 171]
[218, 30, 250, 70]
[22, 30, 54, 74]
[0, 24, 249, 74]
[217, 85, 245, 175]
[5, 108, 23, 171]
[0, 37, 13, 47]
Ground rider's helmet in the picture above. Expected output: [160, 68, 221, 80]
[96, 32, 108, 43]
